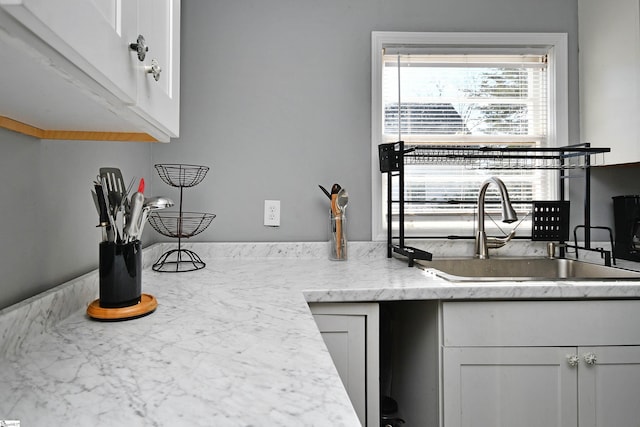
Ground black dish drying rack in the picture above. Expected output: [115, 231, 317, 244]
[149, 164, 216, 272]
[379, 142, 613, 266]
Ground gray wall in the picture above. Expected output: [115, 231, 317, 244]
[0, 128, 153, 309]
[6, 0, 632, 309]
[151, 0, 582, 243]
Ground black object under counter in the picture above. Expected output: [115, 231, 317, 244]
[99, 240, 142, 308]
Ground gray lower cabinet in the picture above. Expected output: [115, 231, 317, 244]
[443, 346, 578, 426]
[309, 303, 379, 427]
[578, 345, 640, 427]
[310, 299, 640, 426]
[441, 300, 640, 427]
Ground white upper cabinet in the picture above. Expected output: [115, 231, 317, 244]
[2, 0, 138, 103]
[132, 0, 180, 137]
[0, 0, 180, 142]
[579, 0, 640, 165]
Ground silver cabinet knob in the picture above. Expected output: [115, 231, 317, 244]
[567, 354, 580, 367]
[583, 353, 597, 365]
[129, 35, 148, 62]
[145, 59, 161, 82]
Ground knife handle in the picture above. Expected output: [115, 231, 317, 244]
[94, 185, 110, 226]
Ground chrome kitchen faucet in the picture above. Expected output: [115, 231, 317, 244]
[474, 177, 518, 259]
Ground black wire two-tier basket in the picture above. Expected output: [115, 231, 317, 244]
[148, 164, 216, 272]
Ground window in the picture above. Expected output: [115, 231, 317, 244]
[371, 32, 568, 240]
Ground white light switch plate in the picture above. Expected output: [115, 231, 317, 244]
[264, 200, 280, 227]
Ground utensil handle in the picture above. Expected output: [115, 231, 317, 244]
[330, 194, 342, 257]
[94, 185, 110, 225]
[331, 194, 338, 216]
[125, 192, 145, 242]
[336, 215, 342, 258]
[318, 184, 331, 199]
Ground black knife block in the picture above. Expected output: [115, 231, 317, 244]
[99, 240, 142, 308]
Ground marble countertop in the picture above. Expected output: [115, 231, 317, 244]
[2, 241, 640, 426]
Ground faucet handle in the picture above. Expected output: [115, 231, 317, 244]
[547, 242, 556, 258]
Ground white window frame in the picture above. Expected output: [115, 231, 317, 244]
[371, 31, 568, 241]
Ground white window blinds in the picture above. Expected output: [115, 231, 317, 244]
[381, 51, 553, 236]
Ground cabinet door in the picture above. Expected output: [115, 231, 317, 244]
[443, 346, 578, 427]
[132, 0, 180, 137]
[313, 313, 367, 422]
[310, 303, 379, 427]
[578, 346, 640, 427]
[0, 0, 138, 103]
[579, 0, 640, 165]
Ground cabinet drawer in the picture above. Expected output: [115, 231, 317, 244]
[442, 300, 640, 347]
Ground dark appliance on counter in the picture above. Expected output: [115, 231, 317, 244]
[612, 195, 640, 261]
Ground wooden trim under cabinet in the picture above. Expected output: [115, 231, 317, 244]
[0, 116, 158, 142]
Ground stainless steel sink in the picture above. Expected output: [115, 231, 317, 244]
[415, 257, 640, 281]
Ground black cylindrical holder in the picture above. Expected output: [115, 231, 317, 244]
[99, 240, 142, 308]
